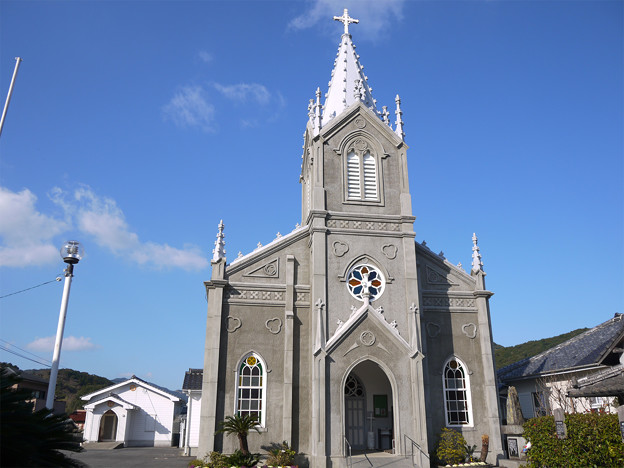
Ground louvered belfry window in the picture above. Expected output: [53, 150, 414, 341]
[346, 139, 378, 201]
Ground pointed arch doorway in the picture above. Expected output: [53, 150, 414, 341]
[344, 360, 394, 452]
[98, 409, 118, 441]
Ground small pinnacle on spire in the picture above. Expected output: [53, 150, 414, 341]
[394, 94, 405, 140]
[471, 233, 484, 273]
[334, 8, 359, 35]
[314, 87, 322, 131]
[382, 106, 390, 125]
[212, 220, 226, 262]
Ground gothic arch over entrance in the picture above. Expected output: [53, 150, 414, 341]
[98, 409, 118, 441]
[343, 359, 396, 453]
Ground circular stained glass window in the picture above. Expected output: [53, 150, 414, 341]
[347, 264, 385, 302]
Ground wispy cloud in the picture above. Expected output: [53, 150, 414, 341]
[288, 0, 405, 41]
[0, 187, 68, 267]
[162, 85, 216, 133]
[27, 335, 97, 352]
[198, 50, 213, 63]
[50, 185, 209, 271]
[213, 83, 271, 105]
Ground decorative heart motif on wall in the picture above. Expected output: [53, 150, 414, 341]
[462, 323, 477, 339]
[382, 244, 398, 259]
[265, 317, 283, 334]
[226, 316, 242, 333]
[426, 322, 440, 338]
[332, 241, 349, 257]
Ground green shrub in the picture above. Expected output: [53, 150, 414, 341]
[522, 412, 624, 467]
[265, 441, 297, 466]
[224, 449, 261, 467]
[206, 451, 229, 468]
[435, 427, 467, 465]
[188, 459, 206, 468]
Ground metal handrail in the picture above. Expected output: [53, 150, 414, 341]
[404, 434, 430, 468]
[344, 436, 353, 468]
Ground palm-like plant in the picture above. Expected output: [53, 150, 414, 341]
[216, 413, 260, 455]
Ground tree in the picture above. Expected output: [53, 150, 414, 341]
[0, 366, 85, 467]
[216, 413, 260, 455]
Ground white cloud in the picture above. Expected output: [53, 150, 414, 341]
[27, 335, 96, 352]
[213, 83, 271, 105]
[0, 187, 69, 267]
[162, 85, 216, 132]
[288, 0, 405, 41]
[198, 50, 213, 63]
[51, 185, 209, 271]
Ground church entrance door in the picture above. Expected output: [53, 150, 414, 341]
[98, 409, 118, 441]
[345, 360, 394, 453]
[344, 374, 366, 449]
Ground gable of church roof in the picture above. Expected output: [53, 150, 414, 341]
[498, 314, 624, 381]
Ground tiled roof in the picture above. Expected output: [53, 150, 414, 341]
[498, 314, 624, 381]
[183, 368, 203, 391]
[568, 364, 624, 398]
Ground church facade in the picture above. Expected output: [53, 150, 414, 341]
[198, 10, 503, 467]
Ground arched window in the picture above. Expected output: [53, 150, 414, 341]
[235, 353, 266, 427]
[344, 138, 379, 202]
[443, 357, 473, 426]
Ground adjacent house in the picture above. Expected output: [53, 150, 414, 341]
[81, 375, 183, 447]
[181, 368, 202, 455]
[498, 313, 624, 418]
[4, 366, 66, 414]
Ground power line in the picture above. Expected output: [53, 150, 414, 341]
[0, 275, 63, 299]
[0, 339, 52, 366]
[0, 344, 51, 367]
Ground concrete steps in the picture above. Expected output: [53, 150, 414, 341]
[350, 452, 417, 468]
[81, 441, 124, 450]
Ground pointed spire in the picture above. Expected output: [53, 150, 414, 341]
[212, 220, 226, 262]
[394, 94, 405, 140]
[321, 10, 377, 126]
[471, 233, 484, 273]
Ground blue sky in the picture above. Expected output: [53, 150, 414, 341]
[0, 0, 621, 391]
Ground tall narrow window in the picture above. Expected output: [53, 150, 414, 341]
[347, 151, 361, 199]
[362, 152, 377, 199]
[235, 353, 266, 426]
[443, 358, 472, 426]
[345, 138, 379, 202]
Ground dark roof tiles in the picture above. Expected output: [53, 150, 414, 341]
[498, 314, 624, 381]
[182, 368, 203, 391]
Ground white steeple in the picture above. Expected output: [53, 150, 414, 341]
[212, 220, 226, 262]
[471, 233, 484, 273]
[321, 9, 377, 127]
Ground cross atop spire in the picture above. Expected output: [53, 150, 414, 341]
[333, 8, 359, 35]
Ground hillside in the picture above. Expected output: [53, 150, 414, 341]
[21, 366, 114, 414]
[494, 328, 589, 369]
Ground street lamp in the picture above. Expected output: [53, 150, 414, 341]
[45, 240, 84, 410]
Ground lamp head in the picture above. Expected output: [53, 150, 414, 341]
[60, 240, 83, 265]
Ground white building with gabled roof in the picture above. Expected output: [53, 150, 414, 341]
[81, 375, 183, 447]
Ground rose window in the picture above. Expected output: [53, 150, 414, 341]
[347, 264, 385, 301]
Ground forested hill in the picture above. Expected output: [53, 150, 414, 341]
[18, 366, 113, 414]
[494, 328, 589, 369]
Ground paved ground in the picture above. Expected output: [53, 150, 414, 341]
[67, 446, 193, 468]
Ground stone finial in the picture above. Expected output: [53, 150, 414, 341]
[333, 8, 359, 35]
[211, 220, 226, 262]
[382, 106, 390, 125]
[471, 233, 484, 273]
[394, 94, 405, 140]
[314, 87, 322, 132]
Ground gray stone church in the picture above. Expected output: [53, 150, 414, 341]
[198, 10, 503, 467]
